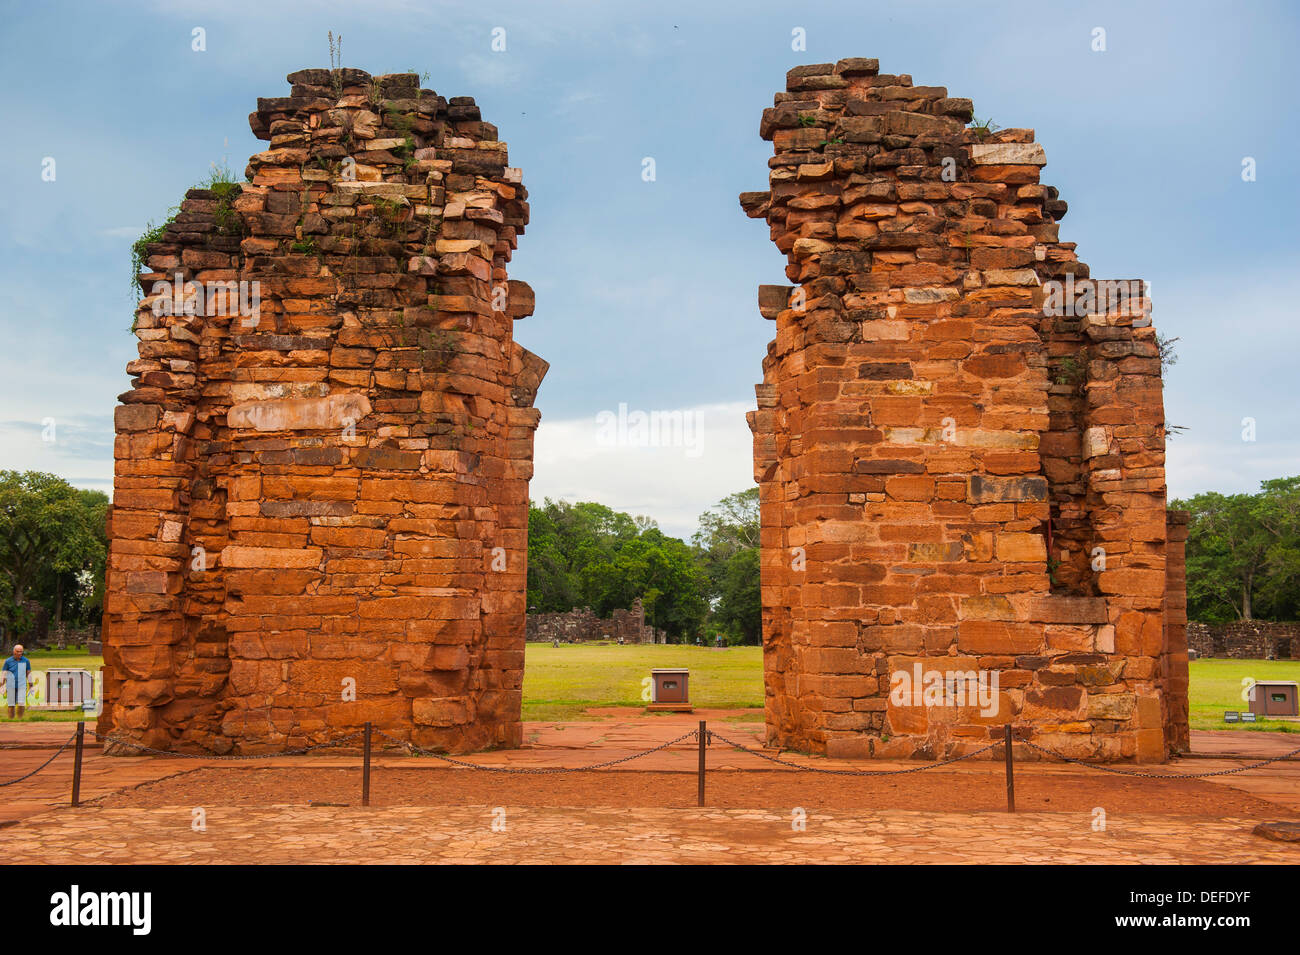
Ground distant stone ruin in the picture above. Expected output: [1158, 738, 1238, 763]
[1187, 621, 1300, 661]
[101, 68, 545, 754]
[526, 599, 664, 644]
[743, 59, 1189, 762]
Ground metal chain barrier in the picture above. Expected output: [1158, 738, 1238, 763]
[1017, 737, 1300, 778]
[9, 718, 1296, 813]
[707, 728, 1001, 776]
[90, 730, 366, 760]
[0, 731, 77, 787]
[373, 727, 700, 774]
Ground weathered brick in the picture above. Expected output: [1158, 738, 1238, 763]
[101, 67, 544, 756]
[744, 58, 1180, 763]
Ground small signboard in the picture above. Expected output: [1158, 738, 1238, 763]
[648, 668, 691, 712]
[1247, 681, 1299, 718]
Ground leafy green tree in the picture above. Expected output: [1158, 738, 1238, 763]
[525, 498, 708, 640]
[693, 488, 760, 558]
[1176, 476, 1300, 622]
[526, 504, 579, 612]
[0, 472, 108, 642]
[601, 529, 708, 638]
[693, 488, 761, 644]
[1253, 477, 1300, 620]
[32, 487, 110, 628]
[715, 546, 762, 644]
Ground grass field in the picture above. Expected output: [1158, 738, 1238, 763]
[1187, 658, 1300, 733]
[522, 642, 764, 722]
[0, 648, 103, 722]
[5, 645, 1297, 733]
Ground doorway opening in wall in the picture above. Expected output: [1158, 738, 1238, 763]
[517, 486, 765, 727]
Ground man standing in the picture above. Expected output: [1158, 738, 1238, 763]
[4, 644, 32, 719]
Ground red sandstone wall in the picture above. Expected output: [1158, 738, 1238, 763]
[100, 69, 545, 754]
[1163, 511, 1190, 752]
[743, 59, 1178, 762]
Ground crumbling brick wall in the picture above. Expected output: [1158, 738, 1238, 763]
[743, 59, 1182, 762]
[1163, 511, 1190, 752]
[525, 599, 662, 644]
[1187, 621, 1300, 660]
[100, 68, 546, 754]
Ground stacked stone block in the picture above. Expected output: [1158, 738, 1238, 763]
[1163, 511, 1190, 751]
[101, 68, 546, 754]
[525, 599, 662, 644]
[1187, 620, 1300, 660]
[742, 59, 1184, 762]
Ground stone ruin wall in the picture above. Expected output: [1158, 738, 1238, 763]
[743, 59, 1188, 762]
[1187, 621, 1300, 660]
[525, 599, 663, 644]
[100, 68, 546, 754]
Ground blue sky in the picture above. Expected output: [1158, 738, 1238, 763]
[1, 0, 1295, 538]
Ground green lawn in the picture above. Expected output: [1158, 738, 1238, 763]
[1187, 658, 1300, 733]
[521, 642, 764, 722]
[5, 644, 1296, 734]
[0, 648, 103, 722]
[20, 648, 102, 671]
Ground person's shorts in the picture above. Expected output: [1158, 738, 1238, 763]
[4, 677, 26, 706]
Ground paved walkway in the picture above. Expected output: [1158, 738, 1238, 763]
[3, 716, 1297, 863]
[4, 804, 1293, 864]
[0, 711, 770, 824]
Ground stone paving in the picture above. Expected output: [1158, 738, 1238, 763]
[2, 717, 1297, 863]
[4, 804, 1295, 865]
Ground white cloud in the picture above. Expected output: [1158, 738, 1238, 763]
[457, 51, 525, 90]
[1167, 436, 1300, 501]
[531, 400, 755, 539]
[0, 414, 115, 492]
[553, 90, 601, 116]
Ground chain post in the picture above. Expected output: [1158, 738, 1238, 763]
[362, 721, 372, 807]
[1004, 723, 1015, 813]
[70, 721, 85, 807]
[697, 720, 707, 807]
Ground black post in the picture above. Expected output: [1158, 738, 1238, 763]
[1004, 723, 1015, 813]
[697, 720, 706, 807]
[362, 721, 372, 807]
[71, 721, 85, 808]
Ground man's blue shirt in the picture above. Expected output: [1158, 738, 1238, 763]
[3, 657, 31, 678]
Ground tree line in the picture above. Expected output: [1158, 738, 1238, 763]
[527, 489, 762, 644]
[0, 471, 108, 646]
[1175, 476, 1300, 622]
[7, 466, 1290, 648]
[0, 470, 766, 648]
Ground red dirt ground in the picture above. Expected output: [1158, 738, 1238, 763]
[97, 765, 1296, 817]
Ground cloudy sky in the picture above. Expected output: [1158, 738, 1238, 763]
[1, 0, 1295, 538]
